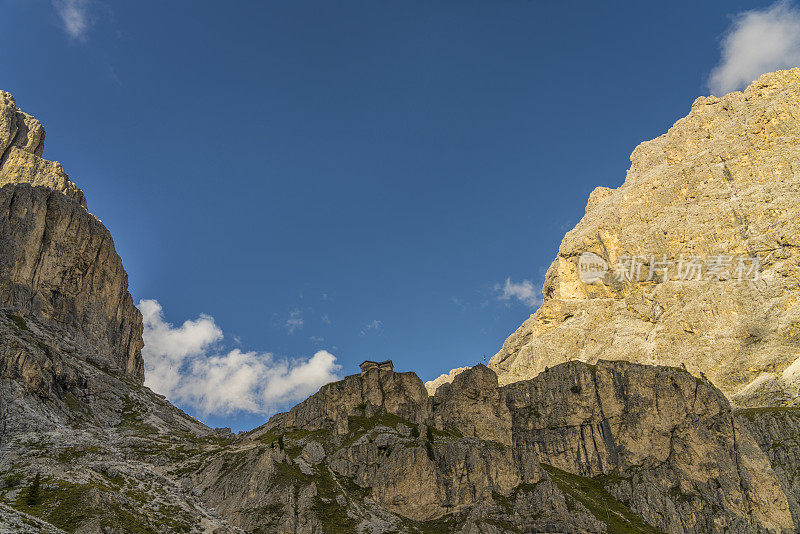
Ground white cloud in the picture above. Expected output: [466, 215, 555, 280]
[451, 297, 468, 312]
[497, 277, 540, 308]
[140, 299, 341, 416]
[53, 0, 91, 41]
[709, 1, 800, 94]
[360, 319, 383, 336]
[285, 309, 304, 334]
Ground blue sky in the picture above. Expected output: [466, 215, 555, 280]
[2, 0, 797, 431]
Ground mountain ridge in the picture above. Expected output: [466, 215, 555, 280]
[2, 74, 800, 532]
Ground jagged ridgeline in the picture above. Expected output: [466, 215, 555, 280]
[1, 72, 800, 534]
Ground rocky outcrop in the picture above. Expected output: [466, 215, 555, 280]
[737, 407, 800, 528]
[428, 69, 800, 407]
[1, 92, 85, 206]
[280, 366, 430, 433]
[506, 360, 793, 533]
[3, 78, 800, 533]
[190, 363, 794, 533]
[0, 308, 233, 533]
[0, 92, 142, 381]
[430, 364, 512, 446]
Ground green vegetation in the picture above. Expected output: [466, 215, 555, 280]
[259, 452, 371, 533]
[57, 445, 102, 463]
[3, 472, 23, 488]
[257, 427, 284, 446]
[13, 476, 196, 533]
[492, 490, 514, 514]
[271, 460, 307, 487]
[348, 413, 417, 436]
[541, 464, 664, 534]
[24, 473, 41, 506]
[343, 413, 418, 449]
[396, 512, 466, 534]
[428, 425, 463, 440]
[63, 392, 90, 417]
[735, 406, 800, 420]
[216, 449, 258, 478]
[14, 477, 90, 531]
[258, 427, 331, 459]
[7, 313, 29, 331]
[118, 395, 158, 435]
[310, 466, 360, 533]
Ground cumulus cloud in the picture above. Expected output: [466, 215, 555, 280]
[138, 299, 222, 396]
[140, 299, 341, 416]
[709, 1, 800, 94]
[53, 0, 91, 41]
[497, 277, 540, 307]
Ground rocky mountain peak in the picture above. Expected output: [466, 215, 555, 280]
[0, 91, 144, 381]
[428, 68, 800, 407]
[3, 74, 800, 533]
[0, 91, 86, 207]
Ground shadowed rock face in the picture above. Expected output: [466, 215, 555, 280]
[0, 92, 143, 381]
[217, 362, 793, 533]
[428, 69, 800, 407]
[280, 367, 431, 434]
[737, 408, 800, 529]
[431, 363, 513, 446]
[505, 360, 792, 533]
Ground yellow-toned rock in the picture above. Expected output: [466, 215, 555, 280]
[430, 69, 800, 408]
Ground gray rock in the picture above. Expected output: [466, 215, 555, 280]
[3, 76, 800, 534]
[300, 441, 326, 465]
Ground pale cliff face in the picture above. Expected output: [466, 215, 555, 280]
[0, 91, 144, 381]
[430, 68, 800, 406]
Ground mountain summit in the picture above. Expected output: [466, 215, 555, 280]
[2, 76, 800, 533]
[430, 68, 800, 409]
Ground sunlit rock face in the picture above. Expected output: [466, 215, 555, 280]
[430, 68, 800, 407]
[0, 91, 143, 381]
[0, 91, 86, 206]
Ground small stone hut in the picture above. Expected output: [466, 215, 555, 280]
[359, 360, 394, 375]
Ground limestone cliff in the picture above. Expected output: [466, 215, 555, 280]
[737, 407, 800, 528]
[185, 363, 793, 533]
[3, 81, 800, 534]
[429, 68, 800, 407]
[0, 92, 143, 381]
[0, 92, 85, 206]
